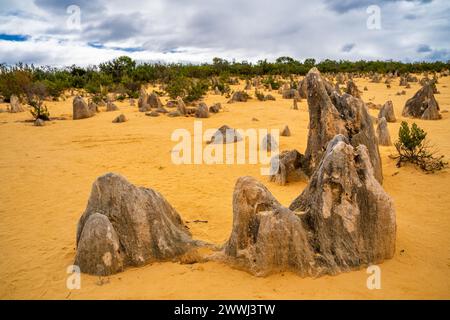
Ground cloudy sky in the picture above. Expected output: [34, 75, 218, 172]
[0, 0, 449, 66]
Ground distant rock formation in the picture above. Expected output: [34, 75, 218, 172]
[209, 103, 222, 113]
[145, 111, 160, 117]
[195, 102, 210, 118]
[345, 80, 361, 98]
[402, 84, 441, 120]
[34, 118, 45, 126]
[88, 101, 98, 114]
[155, 106, 168, 114]
[106, 101, 119, 112]
[282, 88, 299, 99]
[228, 91, 249, 103]
[377, 117, 392, 146]
[378, 100, 396, 122]
[148, 92, 163, 109]
[261, 133, 278, 152]
[298, 78, 307, 98]
[176, 97, 187, 115]
[207, 125, 243, 144]
[73, 96, 94, 120]
[280, 125, 291, 137]
[112, 114, 127, 123]
[9, 95, 25, 113]
[269, 150, 305, 185]
[138, 88, 151, 112]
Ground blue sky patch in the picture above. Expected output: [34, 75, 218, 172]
[0, 34, 30, 42]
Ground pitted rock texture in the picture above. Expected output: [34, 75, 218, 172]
[304, 68, 383, 183]
[75, 173, 197, 275]
[402, 84, 441, 120]
[290, 135, 396, 274]
[223, 136, 396, 276]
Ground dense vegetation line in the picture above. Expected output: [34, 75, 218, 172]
[0, 55, 449, 103]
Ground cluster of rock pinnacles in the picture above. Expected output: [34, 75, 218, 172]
[75, 68, 397, 277]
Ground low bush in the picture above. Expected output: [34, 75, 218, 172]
[391, 121, 447, 172]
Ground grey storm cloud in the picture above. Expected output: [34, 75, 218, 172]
[342, 43, 356, 52]
[417, 44, 432, 53]
[324, 0, 434, 13]
[34, 0, 106, 14]
[0, 0, 448, 65]
[82, 13, 148, 42]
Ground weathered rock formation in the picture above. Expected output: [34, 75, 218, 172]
[145, 111, 160, 117]
[377, 117, 392, 146]
[176, 97, 187, 115]
[378, 100, 396, 122]
[402, 84, 441, 120]
[73, 96, 94, 120]
[298, 78, 307, 98]
[106, 101, 119, 112]
[280, 125, 291, 137]
[269, 150, 305, 185]
[345, 80, 361, 98]
[112, 114, 127, 123]
[75, 173, 198, 275]
[282, 88, 299, 99]
[209, 103, 222, 113]
[75, 213, 124, 275]
[168, 110, 182, 117]
[148, 93, 163, 109]
[9, 95, 25, 113]
[195, 103, 210, 118]
[207, 125, 243, 144]
[34, 118, 45, 126]
[223, 176, 316, 276]
[366, 102, 382, 110]
[261, 133, 278, 152]
[138, 91, 151, 112]
[289, 135, 396, 274]
[303, 68, 383, 183]
[224, 138, 396, 276]
[88, 102, 98, 114]
[228, 91, 249, 103]
[155, 107, 168, 114]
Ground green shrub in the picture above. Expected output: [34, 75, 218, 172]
[91, 94, 106, 104]
[41, 79, 65, 98]
[391, 121, 447, 172]
[0, 69, 32, 101]
[166, 76, 208, 102]
[185, 79, 208, 103]
[263, 76, 280, 90]
[166, 76, 189, 99]
[29, 99, 50, 121]
[214, 81, 230, 94]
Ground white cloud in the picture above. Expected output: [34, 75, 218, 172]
[0, 0, 448, 66]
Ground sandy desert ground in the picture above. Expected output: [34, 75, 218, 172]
[0, 77, 449, 299]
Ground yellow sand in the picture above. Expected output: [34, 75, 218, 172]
[0, 77, 449, 299]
